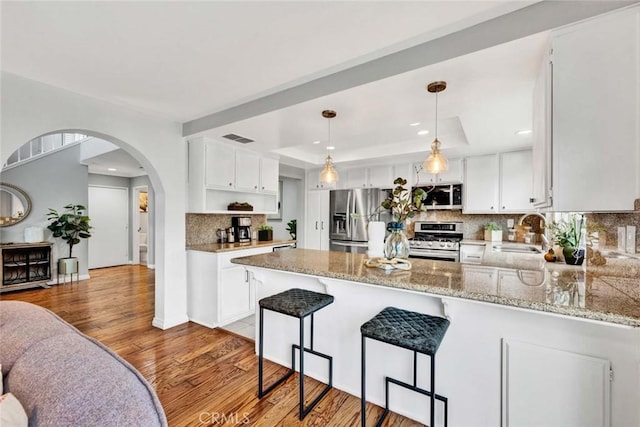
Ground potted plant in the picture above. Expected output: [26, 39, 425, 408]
[550, 214, 585, 265]
[257, 225, 273, 241]
[286, 219, 297, 240]
[380, 177, 426, 259]
[47, 204, 92, 275]
[484, 222, 502, 242]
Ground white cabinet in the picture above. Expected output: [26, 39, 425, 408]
[503, 339, 611, 427]
[235, 150, 260, 191]
[500, 150, 533, 212]
[188, 137, 279, 213]
[260, 157, 279, 193]
[305, 190, 330, 250]
[460, 243, 485, 264]
[464, 151, 533, 214]
[341, 165, 394, 189]
[462, 265, 497, 294]
[415, 158, 463, 185]
[392, 163, 416, 188]
[531, 47, 553, 209]
[538, 6, 640, 211]
[187, 245, 277, 328]
[204, 141, 235, 189]
[307, 168, 337, 191]
[464, 154, 500, 213]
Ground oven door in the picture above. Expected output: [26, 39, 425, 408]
[409, 249, 460, 262]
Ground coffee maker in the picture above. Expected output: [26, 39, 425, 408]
[232, 217, 252, 243]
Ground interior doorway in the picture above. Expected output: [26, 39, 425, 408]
[132, 186, 150, 266]
[88, 185, 129, 268]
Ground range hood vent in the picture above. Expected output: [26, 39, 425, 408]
[222, 133, 254, 144]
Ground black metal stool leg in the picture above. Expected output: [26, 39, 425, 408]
[430, 354, 436, 427]
[258, 307, 264, 397]
[299, 316, 305, 420]
[361, 335, 366, 427]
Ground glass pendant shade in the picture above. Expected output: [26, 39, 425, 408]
[320, 155, 339, 184]
[423, 81, 449, 174]
[423, 138, 449, 174]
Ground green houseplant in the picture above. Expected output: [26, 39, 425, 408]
[47, 204, 92, 277]
[257, 225, 273, 242]
[484, 222, 502, 242]
[550, 214, 585, 265]
[47, 204, 92, 258]
[286, 219, 297, 240]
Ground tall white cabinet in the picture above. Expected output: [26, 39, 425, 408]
[533, 5, 640, 212]
[305, 190, 330, 250]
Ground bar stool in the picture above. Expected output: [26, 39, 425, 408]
[258, 288, 334, 420]
[361, 306, 450, 427]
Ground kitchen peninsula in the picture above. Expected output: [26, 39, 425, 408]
[232, 248, 640, 427]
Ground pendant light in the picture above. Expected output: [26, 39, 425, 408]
[423, 81, 449, 174]
[319, 109, 339, 184]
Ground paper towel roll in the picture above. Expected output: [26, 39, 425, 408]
[367, 221, 386, 258]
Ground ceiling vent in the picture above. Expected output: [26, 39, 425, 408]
[222, 133, 254, 144]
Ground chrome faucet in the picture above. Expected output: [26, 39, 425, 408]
[518, 212, 550, 250]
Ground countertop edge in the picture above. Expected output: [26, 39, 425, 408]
[187, 240, 296, 253]
[232, 257, 640, 328]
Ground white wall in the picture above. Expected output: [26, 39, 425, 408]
[268, 177, 301, 240]
[0, 72, 187, 330]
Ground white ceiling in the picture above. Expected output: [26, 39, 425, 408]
[82, 145, 147, 178]
[0, 1, 593, 170]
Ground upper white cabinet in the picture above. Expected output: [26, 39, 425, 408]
[307, 168, 337, 191]
[415, 158, 463, 185]
[205, 142, 235, 189]
[464, 154, 500, 213]
[537, 6, 640, 211]
[464, 151, 533, 214]
[531, 47, 553, 209]
[339, 165, 394, 189]
[500, 150, 533, 212]
[234, 150, 260, 192]
[260, 157, 279, 193]
[188, 137, 279, 213]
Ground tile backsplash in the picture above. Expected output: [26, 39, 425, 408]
[186, 213, 267, 246]
[586, 212, 640, 251]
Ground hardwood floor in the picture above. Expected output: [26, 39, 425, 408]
[1, 266, 420, 426]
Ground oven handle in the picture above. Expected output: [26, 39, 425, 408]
[409, 251, 459, 261]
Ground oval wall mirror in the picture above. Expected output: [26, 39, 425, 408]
[0, 182, 32, 227]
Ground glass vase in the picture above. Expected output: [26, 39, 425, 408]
[384, 222, 410, 259]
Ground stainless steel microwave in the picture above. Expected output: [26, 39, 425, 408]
[413, 184, 463, 210]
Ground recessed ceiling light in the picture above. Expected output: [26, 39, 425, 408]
[516, 129, 532, 135]
[312, 140, 321, 144]
[409, 122, 421, 127]
[107, 168, 117, 171]
[326, 146, 335, 150]
[417, 130, 430, 136]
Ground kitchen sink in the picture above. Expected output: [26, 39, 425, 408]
[492, 244, 542, 254]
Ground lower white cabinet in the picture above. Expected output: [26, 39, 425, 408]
[460, 244, 486, 265]
[187, 246, 276, 328]
[502, 339, 611, 427]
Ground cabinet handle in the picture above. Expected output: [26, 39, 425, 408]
[490, 206, 494, 210]
[262, 186, 264, 190]
[245, 270, 249, 283]
[229, 182, 232, 186]
[321, 221, 324, 230]
[315, 221, 318, 230]
[254, 185, 258, 189]
[468, 255, 482, 259]
[529, 197, 535, 203]
[502, 206, 505, 209]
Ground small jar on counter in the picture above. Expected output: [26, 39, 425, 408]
[508, 228, 516, 241]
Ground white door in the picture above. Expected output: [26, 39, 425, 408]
[88, 186, 128, 269]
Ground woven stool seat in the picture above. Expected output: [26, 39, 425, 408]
[361, 306, 450, 356]
[259, 288, 334, 318]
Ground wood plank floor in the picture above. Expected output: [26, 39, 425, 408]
[1, 266, 420, 426]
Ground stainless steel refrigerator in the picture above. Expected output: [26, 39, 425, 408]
[329, 188, 391, 253]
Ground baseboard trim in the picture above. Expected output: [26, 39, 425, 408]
[152, 313, 189, 330]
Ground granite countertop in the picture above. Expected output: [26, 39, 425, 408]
[187, 239, 296, 253]
[232, 248, 640, 327]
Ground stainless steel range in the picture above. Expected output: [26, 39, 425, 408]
[409, 221, 464, 262]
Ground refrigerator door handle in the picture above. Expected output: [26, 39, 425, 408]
[346, 191, 351, 238]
